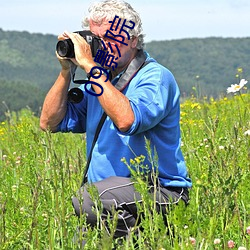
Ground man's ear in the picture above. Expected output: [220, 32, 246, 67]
[131, 36, 139, 49]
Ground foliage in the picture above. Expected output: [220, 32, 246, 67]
[0, 92, 249, 249]
[0, 28, 60, 90]
[0, 29, 61, 121]
[146, 37, 250, 98]
[0, 79, 46, 121]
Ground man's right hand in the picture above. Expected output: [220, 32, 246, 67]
[56, 33, 79, 71]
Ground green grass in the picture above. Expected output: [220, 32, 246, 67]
[0, 93, 249, 249]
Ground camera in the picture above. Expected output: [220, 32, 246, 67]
[56, 30, 102, 58]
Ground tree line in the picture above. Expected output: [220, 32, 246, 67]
[0, 28, 249, 120]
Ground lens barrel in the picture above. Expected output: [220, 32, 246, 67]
[56, 39, 75, 58]
[56, 31, 102, 58]
[68, 88, 84, 103]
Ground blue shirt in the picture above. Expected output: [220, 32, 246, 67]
[58, 52, 192, 188]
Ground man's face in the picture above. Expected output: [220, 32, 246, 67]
[89, 19, 138, 70]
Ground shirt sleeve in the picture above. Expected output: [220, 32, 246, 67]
[119, 63, 180, 135]
[56, 87, 88, 133]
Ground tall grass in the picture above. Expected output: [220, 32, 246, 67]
[0, 93, 249, 249]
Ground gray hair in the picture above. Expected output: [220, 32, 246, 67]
[82, 0, 145, 49]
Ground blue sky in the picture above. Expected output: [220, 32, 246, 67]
[1, 0, 250, 42]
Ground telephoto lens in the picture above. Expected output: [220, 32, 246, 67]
[56, 30, 102, 58]
[56, 39, 75, 58]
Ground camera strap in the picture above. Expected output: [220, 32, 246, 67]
[81, 50, 150, 186]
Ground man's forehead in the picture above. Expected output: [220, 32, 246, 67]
[90, 18, 124, 36]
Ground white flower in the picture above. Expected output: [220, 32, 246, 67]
[218, 145, 224, 150]
[238, 247, 246, 250]
[244, 130, 250, 136]
[227, 79, 248, 93]
[214, 238, 221, 244]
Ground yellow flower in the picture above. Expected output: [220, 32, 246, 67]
[135, 157, 141, 164]
[130, 159, 135, 165]
[191, 103, 201, 109]
[237, 67, 243, 73]
[180, 111, 187, 117]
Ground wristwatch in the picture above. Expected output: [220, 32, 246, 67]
[87, 68, 101, 79]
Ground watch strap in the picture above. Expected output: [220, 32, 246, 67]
[87, 68, 100, 79]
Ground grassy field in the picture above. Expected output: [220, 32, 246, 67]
[0, 91, 249, 249]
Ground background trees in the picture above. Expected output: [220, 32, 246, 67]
[0, 28, 249, 120]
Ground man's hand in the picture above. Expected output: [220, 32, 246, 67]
[56, 33, 78, 71]
[62, 31, 96, 73]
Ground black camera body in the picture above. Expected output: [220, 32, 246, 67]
[56, 30, 102, 58]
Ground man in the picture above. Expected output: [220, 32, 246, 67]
[40, 0, 192, 242]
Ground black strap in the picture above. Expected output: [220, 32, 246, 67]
[81, 112, 107, 186]
[114, 50, 147, 91]
[81, 50, 150, 185]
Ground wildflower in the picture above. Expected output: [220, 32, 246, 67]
[244, 130, 250, 136]
[191, 103, 201, 109]
[130, 159, 135, 165]
[238, 247, 246, 250]
[218, 145, 224, 150]
[246, 226, 250, 235]
[121, 157, 126, 163]
[12, 185, 17, 192]
[135, 156, 141, 164]
[237, 67, 243, 73]
[228, 240, 235, 248]
[214, 238, 221, 244]
[42, 213, 48, 221]
[196, 180, 202, 185]
[189, 237, 196, 246]
[20, 207, 25, 214]
[227, 79, 248, 93]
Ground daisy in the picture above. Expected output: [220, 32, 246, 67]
[227, 79, 248, 93]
